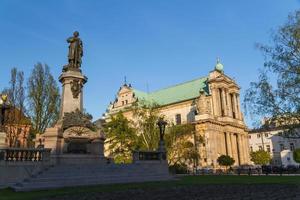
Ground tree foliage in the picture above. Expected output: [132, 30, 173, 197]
[217, 155, 235, 169]
[166, 124, 202, 168]
[27, 63, 60, 134]
[104, 112, 138, 164]
[2, 68, 31, 147]
[293, 148, 300, 163]
[244, 11, 300, 137]
[105, 101, 202, 167]
[132, 101, 161, 151]
[250, 150, 271, 165]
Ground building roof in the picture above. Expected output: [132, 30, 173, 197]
[132, 76, 208, 106]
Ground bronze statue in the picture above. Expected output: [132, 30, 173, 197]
[63, 31, 83, 72]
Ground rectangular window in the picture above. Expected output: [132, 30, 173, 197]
[175, 114, 181, 125]
[290, 143, 295, 151]
[266, 145, 270, 153]
[257, 134, 261, 139]
[250, 146, 253, 152]
[125, 100, 128, 104]
[248, 135, 251, 139]
[121, 101, 124, 105]
[264, 133, 269, 138]
[259, 146, 263, 151]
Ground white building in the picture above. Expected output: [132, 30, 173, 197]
[249, 127, 300, 166]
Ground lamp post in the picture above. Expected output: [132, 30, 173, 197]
[157, 118, 167, 152]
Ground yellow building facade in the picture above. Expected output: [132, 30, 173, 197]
[105, 61, 250, 168]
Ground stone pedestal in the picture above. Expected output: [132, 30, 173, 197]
[0, 132, 7, 148]
[59, 70, 87, 118]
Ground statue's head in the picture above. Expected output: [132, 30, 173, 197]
[73, 31, 79, 37]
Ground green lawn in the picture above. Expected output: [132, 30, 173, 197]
[1, 175, 300, 200]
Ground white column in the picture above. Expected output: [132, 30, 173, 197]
[236, 94, 241, 120]
[244, 134, 250, 163]
[226, 132, 232, 157]
[237, 134, 244, 164]
[213, 88, 220, 116]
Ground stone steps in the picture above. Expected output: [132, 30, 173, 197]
[13, 162, 172, 191]
[14, 175, 171, 191]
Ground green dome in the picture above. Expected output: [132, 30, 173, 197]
[215, 58, 224, 72]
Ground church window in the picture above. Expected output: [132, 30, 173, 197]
[175, 114, 181, 125]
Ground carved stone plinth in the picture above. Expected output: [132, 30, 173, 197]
[59, 70, 87, 118]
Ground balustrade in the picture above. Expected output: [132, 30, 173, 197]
[0, 148, 51, 162]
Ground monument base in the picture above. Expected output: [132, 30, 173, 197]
[37, 125, 105, 159]
[51, 154, 107, 165]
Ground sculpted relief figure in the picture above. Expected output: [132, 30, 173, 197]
[63, 31, 83, 71]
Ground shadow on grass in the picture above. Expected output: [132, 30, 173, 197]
[1, 175, 300, 200]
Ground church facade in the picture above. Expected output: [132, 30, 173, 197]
[105, 61, 250, 168]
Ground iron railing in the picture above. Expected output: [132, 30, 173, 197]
[133, 151, 167, 161]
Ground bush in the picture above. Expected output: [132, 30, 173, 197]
[250, 150, 271, 165]
[293, 148, 300, 164]
[169, 163, 188, 174]
[217, 155, 235, 169]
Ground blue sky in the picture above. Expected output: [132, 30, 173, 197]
[0, 0, 299, 126]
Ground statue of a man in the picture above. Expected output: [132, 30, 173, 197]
[67, 31, 83, 70]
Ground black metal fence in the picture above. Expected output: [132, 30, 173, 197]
[133, 151, 167, 161]
[0, 148, 51, 162]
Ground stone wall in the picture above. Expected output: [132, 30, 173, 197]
[0, 161, 51, 188]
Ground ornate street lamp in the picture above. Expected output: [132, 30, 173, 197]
[157, 118, 167, 153]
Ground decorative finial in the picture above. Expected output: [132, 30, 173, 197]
[215, 57, 224, 72]
[124, 76, 127, 86]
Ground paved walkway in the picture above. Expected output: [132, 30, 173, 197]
[43, 184, 300, 200]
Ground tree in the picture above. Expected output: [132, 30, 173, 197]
[3, 68, 31, 147]
[132, 101, 203, 169]
[166, 124, 202, 170]
[103, 112, 138, 164]
[293, 148, 300, 163]
[250, 150, 271, 165]
[27, 63, 60, 135]
[217, 155, 235, 169]
[132, 101, 161, 151]
[244, 11, 300, 138]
